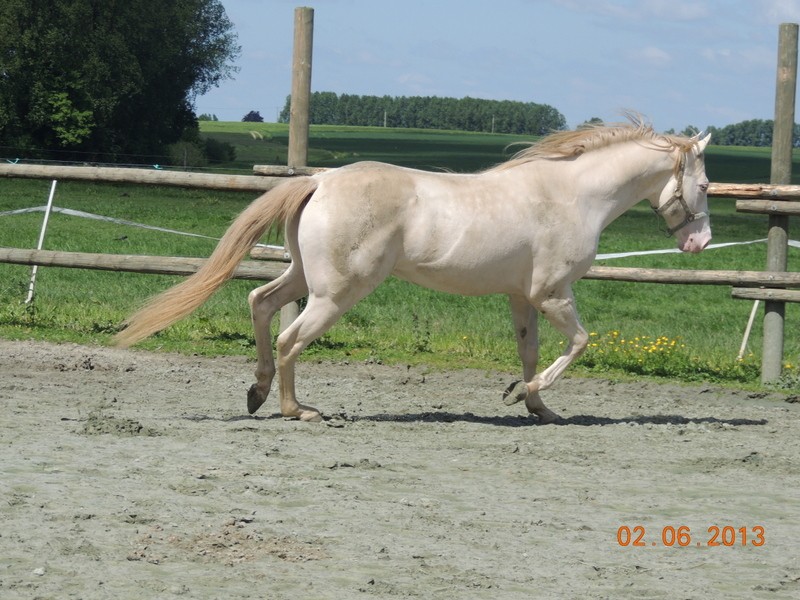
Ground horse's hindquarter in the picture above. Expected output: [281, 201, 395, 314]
[295, 164, 411, 296]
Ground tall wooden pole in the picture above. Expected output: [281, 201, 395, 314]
[281, 7, 314, 332]
[287, 7, 314, 169]
[763, 23, 797, 383]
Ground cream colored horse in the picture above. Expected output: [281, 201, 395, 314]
[114, 119, 712, 423]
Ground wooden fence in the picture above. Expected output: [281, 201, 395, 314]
[2, 11, 794, 382]
[0, 163, 797, 293]
[0, 162, 797, 381]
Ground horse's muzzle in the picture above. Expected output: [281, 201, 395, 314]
[679, 230, 712, 253]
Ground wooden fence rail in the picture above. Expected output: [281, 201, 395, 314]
[3, 247, 799, 290]
[735, 199, 800, 215]
[4, 161, 800, 200]
[707, 182, 800, 199]
[0, 248, 285, 281]
[0, 163, 278, 192]
[584, 265, 800, 287]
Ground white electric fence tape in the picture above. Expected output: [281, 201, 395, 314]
[2, 203, 796, 259]
[0, 204, 285, 251]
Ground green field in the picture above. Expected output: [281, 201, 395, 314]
[198, 121, 538, 173]
[197, 120, 800, 183]
[0, 123, 797, 392]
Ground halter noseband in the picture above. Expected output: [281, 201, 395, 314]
[652, 152, 708, 236]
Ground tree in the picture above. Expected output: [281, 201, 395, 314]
[242, 111, 264, 123]
[704, 119, 779, 147]
[0, 0, 240, 162]
[580, 117, 604, 128]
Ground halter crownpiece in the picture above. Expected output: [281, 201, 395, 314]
[652, 151, 708, 236]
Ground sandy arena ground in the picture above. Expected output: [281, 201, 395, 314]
[1, 338, 799, 599]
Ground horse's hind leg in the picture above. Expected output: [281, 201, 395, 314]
[275, 291, 365, 421]
[505, 295, 561, 424]
[247, 263, 308, 415]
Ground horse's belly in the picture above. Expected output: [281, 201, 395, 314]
[392, 259, 522, 296]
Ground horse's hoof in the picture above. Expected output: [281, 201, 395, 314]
[247, 384, 267, 415]
[300, 411, 323, 423]
[282, 408, 323, 422]
[502, 380, 529, 406]
[532, 409, 561, 425]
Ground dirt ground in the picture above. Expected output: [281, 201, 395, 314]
[1, 338, 799, 599]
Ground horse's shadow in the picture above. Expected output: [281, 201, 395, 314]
[214, 411, 768, 428]
[349, 412, 767, 428]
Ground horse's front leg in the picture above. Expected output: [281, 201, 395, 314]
[505, 287, 588, 421]
[505, 295, 561, 424]
[534, 287, 589, 387]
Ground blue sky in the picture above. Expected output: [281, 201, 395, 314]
[195, 0, 800, 132]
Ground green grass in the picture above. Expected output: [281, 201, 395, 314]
[0, 123, 798, 392]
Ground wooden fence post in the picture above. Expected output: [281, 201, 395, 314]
[281, 6, 314, 332]
[288, 7, 313, 168]
[763, 22, 797, 383]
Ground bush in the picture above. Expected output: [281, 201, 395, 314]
[167, 141, 207, 168]
[242, 111, 264, 123]
[204, 138, 236, 164]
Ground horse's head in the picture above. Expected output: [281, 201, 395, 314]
[651, 133, 712, 253]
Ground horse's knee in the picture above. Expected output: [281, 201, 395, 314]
[574, 330, 590, 353]
[247, 288, 259, 309]
[249, 290, 277, 322]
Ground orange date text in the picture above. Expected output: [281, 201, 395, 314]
[616, 525, 765, 547]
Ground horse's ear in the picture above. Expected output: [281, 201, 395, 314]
[696, 132, 711, 152]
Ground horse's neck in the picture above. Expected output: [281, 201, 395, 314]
[565, 142, 676, 230]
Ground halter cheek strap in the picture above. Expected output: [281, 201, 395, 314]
[651, 152, 708, 236]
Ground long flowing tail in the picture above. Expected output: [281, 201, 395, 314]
[113, 176, 319, 348]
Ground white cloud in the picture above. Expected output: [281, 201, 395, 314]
[552, 0, 711, 22]
[758, 0, 800, 24]
[630, 46, 673, 67]
[395, 72, 436, 95]
[701, 45, 773, 70]
[641, 0, 711, 21]
[551, 0, 636, 20]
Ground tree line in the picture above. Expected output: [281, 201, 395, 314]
[278, 92, 567, 135]
[701, 119, 800, 147]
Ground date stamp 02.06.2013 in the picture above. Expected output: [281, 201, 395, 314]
[616, 525, 765, 548]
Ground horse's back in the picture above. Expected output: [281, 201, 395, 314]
[296, 162, 528, 295]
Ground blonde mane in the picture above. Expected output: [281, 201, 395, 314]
[490, 114, 697, 172]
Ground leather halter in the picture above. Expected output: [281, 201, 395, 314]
[651, 152, 708, 236]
